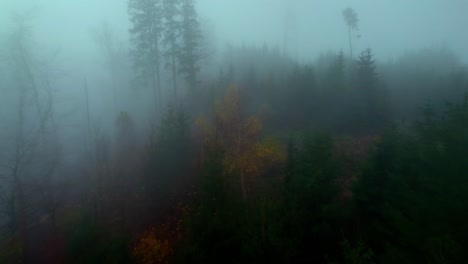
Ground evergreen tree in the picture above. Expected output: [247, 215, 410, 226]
[356, 48, 377, 91]
[146, 105, 191, 204]
[179, 0, 202, 90]
[114, 112, 137, 226]
[282, 132, 342, 262]
[162, 0, 182, 98]
[355, 48, 383, 129]
[128, 0, 163, 111]
[354, 101, 468, 262]
[327, 50, 346, 91]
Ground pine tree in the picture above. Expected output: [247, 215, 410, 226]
[356, 48, 385, 129]
[342, 7, 359, 60]
[356, 48, 377, 91]
[162, 0, 182, 98]
[147, 105, 190, 202]
[128, 0, 163, 111]
[179, 0, 202, 90]
[327, 50, 346, 91]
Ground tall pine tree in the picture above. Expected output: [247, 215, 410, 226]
[162, 0, 182, 98]
[128, 0, 163, 111]
[179, 0, 202, 90]
[356, 48, 387, 129]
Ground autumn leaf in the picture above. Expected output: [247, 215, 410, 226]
[197, 84, 285, 200]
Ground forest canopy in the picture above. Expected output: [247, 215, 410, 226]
[0, 1, 467, 263]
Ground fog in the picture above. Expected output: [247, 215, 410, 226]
[1, 0, 468, 263]
[2, 0, 468, 62]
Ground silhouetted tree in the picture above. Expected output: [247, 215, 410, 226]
[113, 112, 137, 227]
[356, 48, 385, 129]
[162, 0, 182, 98]
[146, 105, 191, 207]
[327, 50, 346, 91]
[128, 0, 163, 111]
[0, 13, 59, 261]
[282, 132, 342, 262]
[355, 100, 468, 262]
[342, 8, 359, 60]
[179, 0, 202, 90]
[356, 49, 377, 89]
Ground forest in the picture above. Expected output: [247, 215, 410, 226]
[1, 0, 468, 263]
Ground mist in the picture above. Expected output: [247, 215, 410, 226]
[1, 0, 468, 263]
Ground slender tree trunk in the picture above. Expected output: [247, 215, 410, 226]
[84, 78, 100, 223]
[156, 63, 162, 113]
[8, 195, 16, 231]
[84, 78, 92, 148]
[172, 51, 177, 98]
[51, 212, 57, 235]
[237, 116, 247, 201]
[151, 67, 158, 113]
[241, 171, 247, 201]
[14, 79, 27, 255]
[16, 177, 27, 256]
[150, 57, 161, 114]
[348, 25, 353, 60]
[110, 67, 118, 114]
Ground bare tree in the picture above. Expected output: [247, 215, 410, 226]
[0, 12, 61, 257]
[85, 122, 111, 224]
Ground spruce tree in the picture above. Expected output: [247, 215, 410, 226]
[162, 0, 182, 97]
[128, 0, 163, 111]
[179, 0, 202, 90]
[356, 48, 388, 130]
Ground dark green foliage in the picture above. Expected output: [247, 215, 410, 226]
[0, 229, 22, 264]
[174, 145, 288, 263]
[356, 48, 377, 90]
[172, 147, 245, 263]
[179, 0, 202, 89]
[380, 48, 465, 121]
[269, 64, 318, 130]
[342, 239, 375, 264]
[353, 48, 390, 131]
[282, 132, 344, 262]
[65, 212, 131, 264]
[354, 100, 468, 263]
[128, 0, 163, 110]
[326, 50, 346, 91]
[162, 0, 181, 96]
[146, 105, 191, 203]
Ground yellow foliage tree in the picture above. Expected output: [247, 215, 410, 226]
[133, 227, 171, 264]
[197, 84, 284, 200]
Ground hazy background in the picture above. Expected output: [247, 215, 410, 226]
[1, 0, 467, 65]
[1, 1, 468, 263]
[1, 0, 467, 144]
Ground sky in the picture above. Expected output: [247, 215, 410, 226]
[0, 0, 467, 64]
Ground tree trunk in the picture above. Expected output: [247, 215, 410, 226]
[171, 45, 177, 98]
[156, 63, 162, 113]
[348, 25, 353, 60]
[241, 170, 247, 201]
[17, 179, 27, 255]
